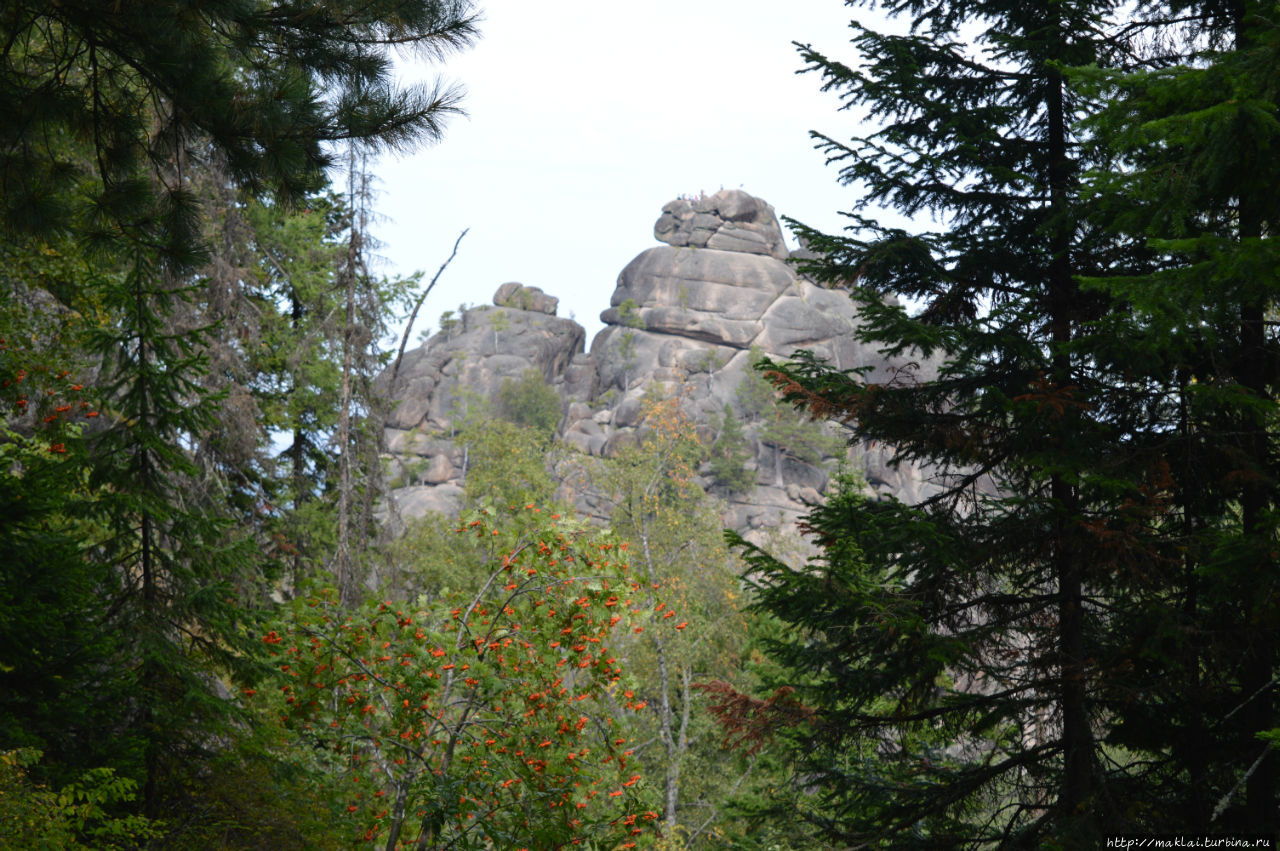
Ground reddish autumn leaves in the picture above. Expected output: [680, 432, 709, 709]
[0, 341, 98, 454]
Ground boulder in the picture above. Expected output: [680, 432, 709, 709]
[606, 246, 793, 324]
[391, 484, 463, 520]
[654, 189, 788, 260]
[384, 301, 584, 432]
[494, 282, 559, 315]
[421, 453, 454, 485]
[563, 430, 594, 456]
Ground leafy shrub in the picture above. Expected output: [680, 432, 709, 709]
[496, 368, 562, 437]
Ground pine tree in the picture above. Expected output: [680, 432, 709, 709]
[1, 0, 480, 837]
[1, 0, 478, 244]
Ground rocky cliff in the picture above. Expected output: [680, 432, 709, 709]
[380, 189, 940, 545]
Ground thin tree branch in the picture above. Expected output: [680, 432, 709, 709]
[391, 227, 468, 390]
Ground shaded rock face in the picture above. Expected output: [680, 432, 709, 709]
[381, 192, 941, 546]
[385, 301, 584, 433]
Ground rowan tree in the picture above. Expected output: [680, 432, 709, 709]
[267, 506, 663, 849]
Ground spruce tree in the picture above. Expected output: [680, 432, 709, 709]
[1075, 0, 1280, 831]
[709, 403, 755, 496]
[716, 1, 1177, 844]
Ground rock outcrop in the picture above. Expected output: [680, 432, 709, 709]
[653, 190, 788, 260]
[380, 189, 940, 545]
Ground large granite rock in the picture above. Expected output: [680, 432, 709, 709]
[654, 189, 789, 260]
[380, 192, 945, 545]
[383, 287, 584, 432]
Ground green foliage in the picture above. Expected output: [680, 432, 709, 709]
[592, 387, 620, 411]
[0, 286, 137, 779]
[699, 609, 844, 851]
[83, 244, 267, 821]
[611, 299, 648, 392]
[0, 749, 158, 849]
[717, 475, 967, 845]
[197, 188, 353, 577]
[734, 348, 778, 422]
[596, 396, 754, 838]
[1067, 4, 1280, 830]
[690, 348, 727, 374]
[391, 511, 496, 599]
[437, 309, 459, 337]
[736, 348, 843, 483]
[150, 714, 350, 850]
[618, 298, 646, 330]
[488, 308, 512, 352]
[708, 404, 755, 496]
[0, 420, 138, 781]
[735, 0, 1210, 845]
[454, 398, 558, 510]
[0, 0, 481, 842]
[496, 368, 563, 437]
[1, 0, 479, 243]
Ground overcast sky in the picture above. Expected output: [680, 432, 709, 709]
[370, 1, 892, 347]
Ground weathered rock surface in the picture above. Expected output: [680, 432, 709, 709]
[380, 191, 944, 547]
[654, 189, 789, 260]
[383, 301, 584, 432]
[493, 282, 559, 315]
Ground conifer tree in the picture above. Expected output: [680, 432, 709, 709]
[715, 1, 1182, 845]
[242, 189, 351, 576]
[1, 0, 478, 245]
[1, 0, 479, 837]
[709, 403, 755, 496]
[1075, 0, 1280, 831]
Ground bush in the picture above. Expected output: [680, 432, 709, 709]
[0, 749, 158, 849]
[495, 368, 562, 436]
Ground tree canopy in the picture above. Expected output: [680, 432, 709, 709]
[0, 0, 481, 844]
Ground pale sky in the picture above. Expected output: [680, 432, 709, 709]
[370, 1, 890, 346]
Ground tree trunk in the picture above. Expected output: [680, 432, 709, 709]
[1234, 4, 1276, 831]
[641, 527, 680, 829]
[1045, 52, 1092, 821]
[1238, 189, 1274, 835]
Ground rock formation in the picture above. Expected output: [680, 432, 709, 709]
[380, 189, 940, 545]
